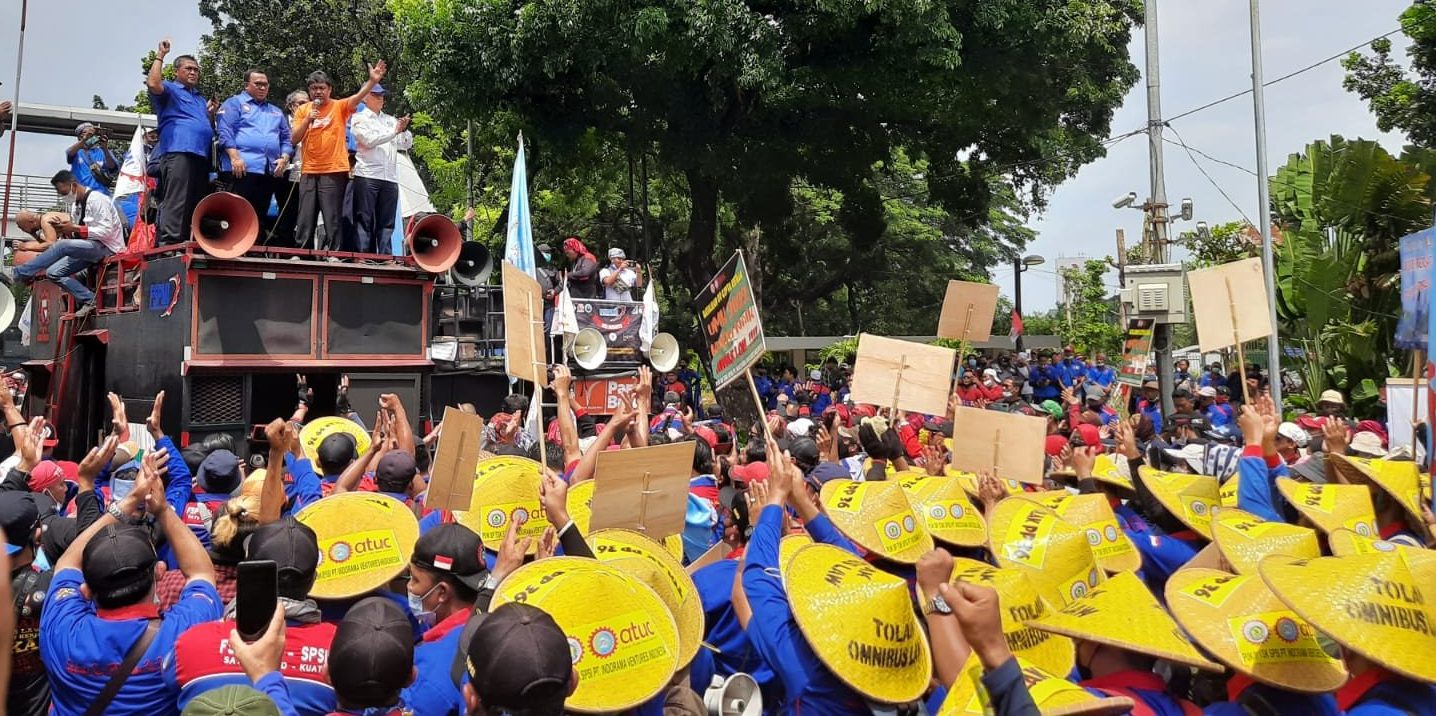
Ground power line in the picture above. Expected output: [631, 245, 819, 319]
[1164, 125, 1254, 225]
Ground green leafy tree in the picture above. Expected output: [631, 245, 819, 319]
[1270, 136, 1432, 416]
[1177, 220, 1256, 269]
[394, 0, 1142, 300]
[1057, 259, 1122, 356]
[1343, 3, 1436, 145]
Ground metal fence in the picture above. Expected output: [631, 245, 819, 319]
[1, 175, 64, 237]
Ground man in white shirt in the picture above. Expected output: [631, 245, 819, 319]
[15, 170, 127, 318]
[349, 84, 412, 255]
[599, 247, 643, 301]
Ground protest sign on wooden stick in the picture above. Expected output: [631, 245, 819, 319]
[949, 406, 1046, 484]
[849, 334, 955, 417]
[937, 280, 1000, 342]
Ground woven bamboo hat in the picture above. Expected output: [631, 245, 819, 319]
[819, 479, 934, 564]
[988, 497, 1105, 608]
[1210, 508, 1321, 576]
[1136, 466, 1220, 539]
[1165, 568, 1348, 693]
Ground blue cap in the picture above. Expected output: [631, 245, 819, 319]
[197, 449, 242, 494]
[370, 83, 387, 96]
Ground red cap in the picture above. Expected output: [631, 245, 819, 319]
[1296, 415, 1325, 430]
[692, 425, 718, 451]
[730, 461, 770, 484]
[1074, 424, 1102, 452]
[1045, 435, 1069, 456]
[27, 460, 65, 491]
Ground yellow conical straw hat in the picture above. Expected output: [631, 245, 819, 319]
[938, 654, 1134, 716]
[1219, 474, 1240, 509]
[567, 479, 683, 560]
[1259, 551, 1436, 684]
[898, 475, 987, 547]
[1210, 509, 1321, 576]
[491, 557, 680, 713]
[1091, 453, 1136, 492]
[297, 492, 419, 599]
[1326, 528, 1436, 570]
[778, 533, 813, 567]
[1276, 481, 1378, 536]
[589, 528, 704, 669]
[1016, 492, 1142, 574]
[474, 454, 537, 478]
[1136, 466, 1220, 539]
[988, 497, 1104, 608]
[953, 471, 1026, 500]
[916, 557, 1075, 675]
[1165, 568, 1347, 693]
[298, 416, 371, 466]
[783, 543, 932, 704]
[454, 457, 550, 555]
[1026, 571, 1223, 671]
[819, 479, 934, 564]
[1327, 455, 1426, 529]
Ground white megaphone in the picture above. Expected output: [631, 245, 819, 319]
[704, 673, 761, 716]
[572, 328, 608, 370]
[647, 332, 680, 373]
[0, 275, 15, 330]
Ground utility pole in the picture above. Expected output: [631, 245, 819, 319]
[1144, 0, 1177, 421]
[1114, 229, 1128, 328]
[1013, 256, 1025, 352]
[1249, 0, 1283, 411]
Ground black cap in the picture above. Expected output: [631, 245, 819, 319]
[412, 523, 487, 591]
[40, 516, 78, 566]
[329, 597, 414, 708]
[375, 451, 417, 491]
[0, 492, 38, 555]
[81, 525, 157, 594]
[317, 433, 358, 470]
[1289, 452, 1327, 484]
[197, 449, 243, 494]
[466, 603, 571, 712]
[245, 518, 319, 599]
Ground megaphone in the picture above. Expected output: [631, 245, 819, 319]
[450, 242, 492, 286]
[0, 275, 15, 330]
[191, 191, 259, 258]
[704, 674, 761, 716]
[406, 214, 462, 274]
[572, 328, 608, 370]
[647, 332, 680, 373]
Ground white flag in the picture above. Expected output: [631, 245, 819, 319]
[113, 124, 148, 198]
[551, 283, 579, 358]
[639, 280, 660, 354]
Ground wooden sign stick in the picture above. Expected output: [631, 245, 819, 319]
[528, 302, 548, 473]
[891, 354, 907, 419]
[637, 470, 653, 533]
[1412, 349, 1424, 438]
[1225, 275, 1251, 406]
[961, 304, 975, 342]
[991, 429, 1001, 480]
[745, 369, 776, 445]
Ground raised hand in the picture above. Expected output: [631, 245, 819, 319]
[976, 471, 1006, 509]
[157, 39, 172, 57]
[227, 604, 286, 680]
[368, 60, 387, 83]
[1115, 419, 1139, 460]
[552, 364, 573, 396]
[535, 526, 558, 561]
[941, 581, 1013, 670]
[1322, 418, 1348, 456]
[16, 417, 44, 471]
[146, 391, 166, 439]
[1069, 445, 1097, 478]
[921, 444, 946, 477]
[78, 435, 120, 487]
[538, 469, 570, 527]
[916, 547, 955, 598]
[491, 517, 532, 585]
[107, 392, 129, 439]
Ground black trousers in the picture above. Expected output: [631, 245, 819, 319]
[350, 176, 399, 254]
[222, 171, 290, 245]
[295, 172, 348, 251]
[156, 152, 211, 245]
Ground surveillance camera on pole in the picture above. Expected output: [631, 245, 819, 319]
[1180, 197, 1194, 221]
[1112, 192, 1138, 210]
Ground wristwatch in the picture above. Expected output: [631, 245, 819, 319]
[107, 503, 145, 526]
[922, 594, 953, 616]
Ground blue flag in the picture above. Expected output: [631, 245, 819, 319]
[504, 135, 536, 279]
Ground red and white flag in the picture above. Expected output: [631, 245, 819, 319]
[433, 554, 454, 571]
[1009, 309, 1024, 339]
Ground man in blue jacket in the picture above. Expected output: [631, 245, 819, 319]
[217, 70, 293, 244]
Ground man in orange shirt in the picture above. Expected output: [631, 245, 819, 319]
[290, 61, 386, 252]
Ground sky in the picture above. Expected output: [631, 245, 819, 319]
[0, 0, 1418, 312]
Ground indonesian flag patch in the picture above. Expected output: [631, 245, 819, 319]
[433, 554, 454, 571]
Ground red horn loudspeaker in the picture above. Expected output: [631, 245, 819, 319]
[190, 192, 259, 258]
[406, 214, 462, 274]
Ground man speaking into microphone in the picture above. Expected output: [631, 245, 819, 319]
[290, 61, 387, 253]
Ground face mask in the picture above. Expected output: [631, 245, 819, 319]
[1002, 390, 1013, 398]
[983, 378, 996, 387]
[541, 251, 551, 262]
[33, 547, 50, 572]
[407, 583, 440, 627]
[967, 359, 977, 367]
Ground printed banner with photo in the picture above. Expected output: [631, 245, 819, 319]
[1398, 228, 1432, 350]
[1116, 318, 1156, 387]
[696, 251, 766, 389]
[573, 298, 645, 362]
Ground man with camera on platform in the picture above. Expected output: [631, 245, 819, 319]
[65, 123, 119, 196]
[217, 69, 293, 244]
[600, 247, 643, 301]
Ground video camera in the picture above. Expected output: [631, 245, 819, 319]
[82, 125, 110, 148]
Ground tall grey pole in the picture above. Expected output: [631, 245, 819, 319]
[1249, 0, 1282, 412]
[1144, 0, 1176, 420]
[1014, 257, 1025, 353]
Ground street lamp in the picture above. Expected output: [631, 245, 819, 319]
[1014, 254, 1045, 352]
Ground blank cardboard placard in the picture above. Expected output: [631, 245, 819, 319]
[424, 407, 485, 511]
[849, 333, 955, 416]
[950, 406, 1046, 484]
[502, 261, 548, 387]
[590, 441, 697, 540]
[685, 541, 727, 575]
[938, 280, 1000, 342]
[1187, 257, 1273, 353]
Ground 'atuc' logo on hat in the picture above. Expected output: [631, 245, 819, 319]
[567, 637, 583, 664]
[1274, 617, 1300, 643]
[328, 541, 352, 563]
[1104, 525, 1118, 542]
[589, 628, 617, 658]
[511, 507, 530, 526]
[902, 516, 916, 533]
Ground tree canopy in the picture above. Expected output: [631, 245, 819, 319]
[1343, 3, 1436, 144]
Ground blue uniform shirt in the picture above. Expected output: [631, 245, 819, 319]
[217, 90, 293, 174]
[69, 146, 114, 195]
[741, 505, 867, 713]
[149, 79, 214, 158]
[40, 568, 222, 716]
[690, 559, 782, 711]
[1114, 503, 1201, 600]
[1087, 365, 1115, 387]
[1031, 366, 1061, 401]
[401, 610, 468, 716]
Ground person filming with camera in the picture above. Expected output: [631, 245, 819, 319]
[65, 123, 119, 196]
[599, 247, 643, 301]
